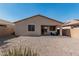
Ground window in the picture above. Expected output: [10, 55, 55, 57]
[0, 25, 7, 27]
[28, 25, 35, 31]
[49, 26, 56, 31]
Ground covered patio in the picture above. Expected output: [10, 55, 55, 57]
[41, 25, 62, 36]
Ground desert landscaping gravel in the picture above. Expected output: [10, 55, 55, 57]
[0, 36, 79, 56]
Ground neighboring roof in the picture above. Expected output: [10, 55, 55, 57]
[14, 14, 64, 24]
[63, 20, 79, 26]
[0, 19, 14, 25]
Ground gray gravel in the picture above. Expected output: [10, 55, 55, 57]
[0, 36, 79, 56]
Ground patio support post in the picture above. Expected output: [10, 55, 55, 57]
[60, 27, 62, 36]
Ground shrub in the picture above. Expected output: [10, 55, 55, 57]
[2, 47, 38, 56]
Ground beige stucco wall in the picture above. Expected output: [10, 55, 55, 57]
[62, 26, 79, 38]
[15, 16, 63, 36]
[70, 28, 79, 39]
[0, 24, 15, 36]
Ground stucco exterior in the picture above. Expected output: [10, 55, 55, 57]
[0, 25, 14, 36]
[14, 15, 63, 36]
[63, 20, 79, 39]
[62, 26, 79, 38]
[0, 21, 15, 36]
[70, 28, 79, 39]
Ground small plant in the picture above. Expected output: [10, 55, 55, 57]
[2, 47, 38, 56]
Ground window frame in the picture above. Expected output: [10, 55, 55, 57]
[28, 25, 35, 31]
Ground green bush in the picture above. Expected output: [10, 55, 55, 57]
[2, 47, 38, 56]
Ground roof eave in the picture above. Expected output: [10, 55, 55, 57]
[14, 15, 64, 24]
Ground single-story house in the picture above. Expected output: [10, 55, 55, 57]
[62, 20, 79, 39]
[0, 19, 15, 36]
[14, 15, 64, 36]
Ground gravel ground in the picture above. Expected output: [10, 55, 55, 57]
[0, 36, 79, 56]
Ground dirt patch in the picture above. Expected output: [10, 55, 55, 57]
[0, 36, 79, 56]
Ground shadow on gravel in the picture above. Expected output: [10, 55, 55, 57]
[0, 35, 19, 46]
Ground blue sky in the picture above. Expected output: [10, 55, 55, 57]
[0, 3, 79, 22]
